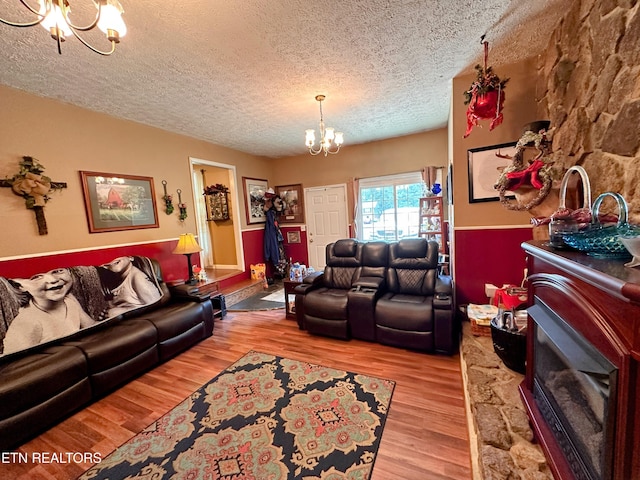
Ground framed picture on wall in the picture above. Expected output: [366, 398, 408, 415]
[242, 177, 268, 224]
[467, 142, 517, 203]
[276, 184, 305, 224]
[286, 231, 301, 244]
[80, 171, 159, 233]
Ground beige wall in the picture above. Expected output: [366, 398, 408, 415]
[271, 128, 449, 223]
[1, 60, 544, 263]
[0, 85, 270, 259]
[450, 57, 542, 228]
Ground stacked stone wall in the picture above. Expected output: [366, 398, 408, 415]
[538, 0, 640, 221]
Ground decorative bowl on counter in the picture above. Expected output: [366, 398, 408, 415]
[561, 192, 639, 258]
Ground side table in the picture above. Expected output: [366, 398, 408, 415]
[283, 278, 303, 319]
[175, 278, 225, 319]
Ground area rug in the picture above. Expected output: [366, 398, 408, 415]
[261, 288, 285, 303]
[228, 284, 286, 311]
[78, 351, 395, 480]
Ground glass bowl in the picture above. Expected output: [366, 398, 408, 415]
[561, 192, 638, 258]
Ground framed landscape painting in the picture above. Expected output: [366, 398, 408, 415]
[242, 177, 268, 224]
[80, 171, 159, 233]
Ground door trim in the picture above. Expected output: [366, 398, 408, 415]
[304, 183, 349, 269]
[189, 157, 244, 272]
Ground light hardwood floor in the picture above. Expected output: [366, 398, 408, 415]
[3, 310, 472, 480]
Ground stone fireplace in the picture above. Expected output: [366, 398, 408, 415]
[521, 241, 640, 480]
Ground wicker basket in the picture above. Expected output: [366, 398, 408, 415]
[548, 165, 592, 249]
[470, 319, 492, 337]
[467, 304, 495, 337]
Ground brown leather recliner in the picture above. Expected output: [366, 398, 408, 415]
[302, 239, 363, 339]
[374, 238, 455, 354]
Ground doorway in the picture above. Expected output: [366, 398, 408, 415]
[304, 184, 349, 270]
[189, 157, 244, 275]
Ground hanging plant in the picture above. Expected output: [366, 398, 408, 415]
[161, 180, 174, 214]
[463, 39, 509, 138]
[177, 189, 187, 222]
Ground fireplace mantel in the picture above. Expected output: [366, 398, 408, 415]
[520, 241, 640, 480]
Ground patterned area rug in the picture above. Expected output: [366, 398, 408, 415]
[78, 351, 395, 480]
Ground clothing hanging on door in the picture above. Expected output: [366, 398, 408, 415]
[263, 193, 288, 279]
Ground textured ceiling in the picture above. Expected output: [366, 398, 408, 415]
[0, 0, 569, 158]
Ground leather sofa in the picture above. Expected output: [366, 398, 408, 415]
[0, 257, 214, 451]
[296, 238, 456, 354]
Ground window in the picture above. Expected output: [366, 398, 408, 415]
[358, 172, 424, 241]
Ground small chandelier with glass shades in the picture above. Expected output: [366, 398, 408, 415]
[305, 95, 344, 156]
[0, 0, 126, 55]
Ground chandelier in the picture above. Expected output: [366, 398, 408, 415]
[0, 0, 126, 55]
[305, 95, 344, 156]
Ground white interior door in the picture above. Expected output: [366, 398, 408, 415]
[304, 184, 349, 270]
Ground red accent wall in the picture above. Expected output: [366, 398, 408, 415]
[0, 229, 299, 284]
[280, 226, 309, 266]
[1, 233, 266, 287]
[241, 227, 309, 278]
[242, 228, 265, 271]
[454, 228, 533, 306]
[0, 240, 197, 282]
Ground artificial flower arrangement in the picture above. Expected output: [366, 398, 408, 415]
[177, 189, 188, 222]
[161, 180, 174, 215]
[163, 193, 174, 214]
[203, 183, 229, 195]
[463, 40, 509, 138]
[178, 202, 188, 221]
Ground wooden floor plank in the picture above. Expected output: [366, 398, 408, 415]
[2, 310, 472, 480]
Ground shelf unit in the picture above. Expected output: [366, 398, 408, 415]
[418, 196, 445, 253]
[205, 191, 230, 221]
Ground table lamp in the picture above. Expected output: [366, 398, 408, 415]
[172, 233, 202, 284]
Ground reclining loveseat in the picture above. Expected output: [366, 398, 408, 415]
[0, 256, 214, 451]
[295, 238, 456, 354]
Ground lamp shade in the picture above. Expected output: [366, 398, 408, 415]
[172, 233, 202, 255]
[39, 0, 73, 38]
[97, 0, 127, 37]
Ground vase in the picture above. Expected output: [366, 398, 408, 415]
[431, 183, 441, 195]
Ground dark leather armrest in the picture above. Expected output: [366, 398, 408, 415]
[435, 275, 452, 294]
[169, 284, 211, 302]
[293, 272, 324, 294]
[433, 275, 453, 310]
[303, 271, 323, 284]
[353, 276, 385, 291]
